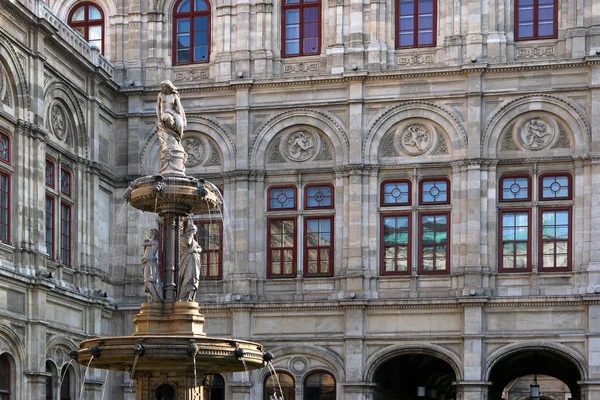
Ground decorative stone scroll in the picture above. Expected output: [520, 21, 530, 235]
[173, 68, 209, 82]
[283, 61, 319, 74]
[396, 53, 435, 66]
[50, 103, 69, 141]
[516, 45, 556, 59]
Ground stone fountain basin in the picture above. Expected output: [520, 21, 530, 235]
[127, 175, 221, 215]
[76, 335, 265, 373]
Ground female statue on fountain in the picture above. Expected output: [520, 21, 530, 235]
[178, 218, 202, 301]
[141, 228, 163, 302]
[156, 80, 186, 139]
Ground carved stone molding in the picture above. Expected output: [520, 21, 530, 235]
[515, 45, 556, 59]
[283, 62, 319, 74]
[181, 137, 205, 167]
[0, 64, 5, 102]
[396, 53, 435, 66]
[173, 68, 209, 82]
[50, 102, 69, 141]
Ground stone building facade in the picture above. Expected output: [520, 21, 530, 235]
[1, 0, 600, 399]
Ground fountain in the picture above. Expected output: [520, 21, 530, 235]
[73, 80, 269, 399]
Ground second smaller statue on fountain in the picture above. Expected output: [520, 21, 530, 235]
[178, 217, 202, 302]
[141, 228, 163, 302]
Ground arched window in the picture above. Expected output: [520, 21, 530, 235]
[173, 0, 211, 64]
[204, 374, 225, 400]
[304, 371, 335, 400]
[46, 361, 57, 400]
[0, 354, 11, 400]
[60, 365, 73, 400]
[68, 2, 105, 54]
[0, 132, 10, 245]
[282, 0, 321, 57]
[264, 371, 295, 400]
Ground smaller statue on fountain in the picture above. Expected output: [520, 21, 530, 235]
[141, 228, 163, 302]
[178, 217, 202, 302]
[156, 80, 188, 176]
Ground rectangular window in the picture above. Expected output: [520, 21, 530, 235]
[268, 186, 296, 210]
[267, 218, 296, 277]
[46, 196, 54, 259]
[381, 214, 411, 275]
[60, 202, 71, 266]
[196, 220, 222, 279]
[419, 212, 449, 274]
[499, 210, 530, 272]
[46, 160, 55, 188]
[381, 180, 412, 206]
[304, 216, 333, 277]
[282, 0, 321, 56]
[419, 178, 450, 204]
[397, 0, 436, 48]
[539, 208, 571, 271]
[305, 184, 333, 209]
[515, 0, 557, 40]
[61, 168, 72, 197]
[0, 172, 9, 244]
[540, 174, 571, 200]
[500, 175, 531, 201]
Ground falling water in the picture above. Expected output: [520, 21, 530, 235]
[154, 193, 159, 213]
[58, 359, 73, 398]
[241, 358, 249, 383]
[100, 371, 110, 400]
[193, 354, 198, 400]
[78, 356, 94, 400]
[267, 361, 285, 400]
[128, 354, 140, 400]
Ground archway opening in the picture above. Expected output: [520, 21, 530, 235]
[488, 349, 581, 400]
[373, 353, 456, 400]
[155, 383, 175, 400]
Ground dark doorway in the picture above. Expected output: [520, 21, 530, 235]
[373, 353, 457, 400]
[155, 384, 176, 400]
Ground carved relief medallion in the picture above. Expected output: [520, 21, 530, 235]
[50, 103, 69, 141]
[281, 130, 318, 162]
[517, 117, 556, 150]
[182, 137, 205, 167]
[395, 121, 436, 156]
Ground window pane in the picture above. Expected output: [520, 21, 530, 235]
[501, 177, 529, 200]
[421, 180, 448, 203]
[178, 49, 191, 63]
[286, 40, 300, 54]
[418, 15, 433, 30]
[399, 32, 414, 47]
[89, 26, 102, 40]
[519, 8, 534, 23]
[178, 18, 191, 33]
[286, 25, 300, 40]
[286, 9, 300, 25]
[0, 134, 9, 163]
[538, 21, 554, 37]
[89, 5, 102, 20]
[269, 187, 295, 209]
[71, 6, 85, 21]
[519, 23, 534, 38]
[383, 181, 410, 205]
[418, 31, 433, 46]
[418, 0, 433, 13]
[399, 16, 414, 32]
[178, 0, 191, 12]
[399, 0, 414, 15]
[195, 0, 209, 11]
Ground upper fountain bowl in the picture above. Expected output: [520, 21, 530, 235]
[125, 175, 221, 215]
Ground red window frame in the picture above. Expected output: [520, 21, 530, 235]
[173, 0, 212, 65]
[60, 168, 72, 197]
[68, 2, 105, 54]
[380, 179, 412, 206]
[396, 0, 437, 49]
[267, 185, 297, 211]
[418, 212, 449, 275]
[195, 219, 223, 279]
[267, 218, 297, 278]
[304, 183, 334, 209]
[539, 173, 572, 200]
[46, 196, 55, 260]
[499, 174, 531, 202]
[515, 0, 558, 41]
[419, 178, 450, 205]
[498, 209, 532, 272]
[0, 354, 10, 399]
[0, 172, 10, 245]
[0, 133, 9, 165]
[60, 202, 72, 266]
[380, 213, 411, 275]
[282, 0, 321, 57]
[538, 207, 571, 272]
[46, 159, 55, 188]
[304, 216, 333, 277]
